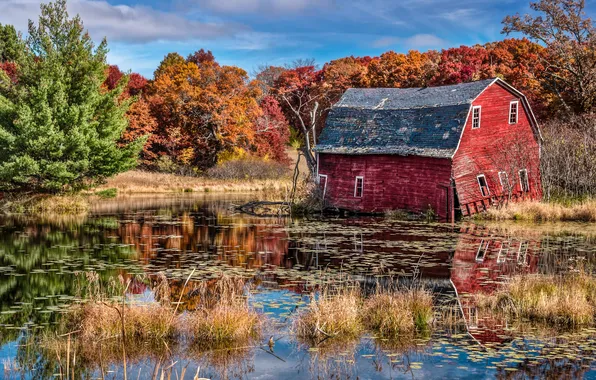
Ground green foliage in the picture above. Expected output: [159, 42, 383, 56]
[95, 188, 118, 198]
[0, 0, 143, 193]
[0, 24, 24, 63]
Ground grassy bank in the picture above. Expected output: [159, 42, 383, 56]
[476, 272, 596, 327]
[477, 200, 596, 222]
[98, 170, 293, 195]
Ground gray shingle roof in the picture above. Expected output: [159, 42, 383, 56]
[315, 79, 496, 158]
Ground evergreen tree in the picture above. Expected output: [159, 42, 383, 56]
[0, 0, 143, 192]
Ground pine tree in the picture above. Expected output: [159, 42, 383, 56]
[0, 0, 143, 192]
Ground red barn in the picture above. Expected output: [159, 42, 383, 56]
[314, 78, 542, 221]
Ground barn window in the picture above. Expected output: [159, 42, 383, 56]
[318, 174, 328, 198]
[497, 240, 510, 263]
[354, 176, 364, 198]
[498, 171, 510, 191]
[477, 174, 490, 197]
[476, 240, 490, 263]
[472, 106, 481, 129]
[519, 169, 530, 192]
[509, 101, 519, 124]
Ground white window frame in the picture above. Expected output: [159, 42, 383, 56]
[477, 174, 490, 197]
[498, 171, 509, 191]
[476, 240, 490, 263]
[354, 176, 364, 198]
[519, 169, 530, 192]
[509, 101, 519, 124]
[472, 106, 482, 129]
[318, 174, 328, 198]
[497, 240, 510, 264]
[517, 241, 529, 265]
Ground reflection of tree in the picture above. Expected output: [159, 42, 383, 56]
[0, 218, 137, 344]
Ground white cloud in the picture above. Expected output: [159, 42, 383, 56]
[0, 0, 242, 43]
[198, 0, 334, 14]
[403, 33, 446, 48]
[372, 34, 447, 49]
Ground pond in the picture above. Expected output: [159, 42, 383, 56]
[1, 194, 596, 379]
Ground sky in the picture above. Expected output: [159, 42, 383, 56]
[1, 0, 595, 78]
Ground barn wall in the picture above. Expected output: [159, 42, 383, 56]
[318, 154, 453, 219]
[452, 82, 542, 216]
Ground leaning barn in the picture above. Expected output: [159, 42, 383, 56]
[314, 78, 542, 221]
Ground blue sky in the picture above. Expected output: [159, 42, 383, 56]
[1, 0, 595, 78]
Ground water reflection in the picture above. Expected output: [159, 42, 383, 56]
[0, 194, 595, 379]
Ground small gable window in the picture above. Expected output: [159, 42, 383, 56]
[477, 174, 490, 197]
[472, 106, 481, 129]
[354, 176, 364, 198]
[519, 169, 530, 192]
[509, 101, 519, 124]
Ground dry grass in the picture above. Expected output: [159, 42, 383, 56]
[480, 200, 596, 222]
[189, 304, 261, 348]
[293, 285, 435, 344]
[292, 287, 363, 344]
[1, 194, 90, 214]
[363, 289, 433, 338]
[99, 170, 293, 195]
[70, 302, 178, 341]
[188, 275, 261, 348]
[477, 272, 596, 327]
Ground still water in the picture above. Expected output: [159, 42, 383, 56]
[1, 194, 595, 379]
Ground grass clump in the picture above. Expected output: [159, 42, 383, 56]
[477, 272, 596, 327]
[293, 287, 363, 344]
[480, 200, 596, 222]
[69, 302, 178, 342]
[363, 289, 433, 338]
[189, 304, 261, 348]
[1, 194, 90, 214]
[188, 275, 261, 348]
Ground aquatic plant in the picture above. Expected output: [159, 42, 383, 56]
[292, 286, 363, 344]
[363, 289, 433, 338]
[477, 272, 596, 327]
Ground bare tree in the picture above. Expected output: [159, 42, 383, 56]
[502, 0, 596, 114]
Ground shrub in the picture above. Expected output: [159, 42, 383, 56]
[95, 188, 118, 198]
[207, 157, 290, 180]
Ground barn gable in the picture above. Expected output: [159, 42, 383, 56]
[314, 78, 539, 159]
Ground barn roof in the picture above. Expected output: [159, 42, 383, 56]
[314, 79, 497, 158]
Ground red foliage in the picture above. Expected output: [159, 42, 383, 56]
[0, 62, 18, 83]
[253, 96, 290, 163]
[104, 65, 124, 91]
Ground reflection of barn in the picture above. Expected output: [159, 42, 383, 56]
[451, 224, 541, 345]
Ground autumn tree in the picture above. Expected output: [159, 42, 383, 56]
[255, 65, 286, 95]
[322, 56, 371, 91]
[503, 0, 596, 114]
[253, 96, 290, 162]
[149, 50, 263, 170]
[430, 45, 493, 85]
[367, 50, 439, 88]
[104, 65, 157, 166]
[0, 0, 142, 192]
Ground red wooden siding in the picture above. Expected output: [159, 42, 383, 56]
[318, 154, 453, 219]
[452, 82, 542, 216]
